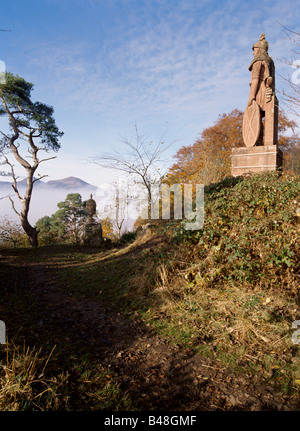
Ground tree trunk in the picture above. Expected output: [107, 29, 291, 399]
[19, 168, 39, 247]
[20, 214, 39, 247]
[147, 186, 152, 220]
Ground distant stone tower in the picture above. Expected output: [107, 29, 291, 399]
[81, 194, 103, 247]
[86, 194, 97, 222]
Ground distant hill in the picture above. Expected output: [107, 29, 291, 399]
[0, 176, 97, 190]
[46, 177, 97, 189]
[0, 176, 98, 223]
[44, 176, 97, 190]
[0, 180, 12, 188]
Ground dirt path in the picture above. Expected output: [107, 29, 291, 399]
[6, 251, 296, 412]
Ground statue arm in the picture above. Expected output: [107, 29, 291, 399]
[247, 61, 261, 107]
[248, 78, 259, 106]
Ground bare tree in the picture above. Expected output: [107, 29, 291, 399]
[97, 178, 138, 237]
[91, 125, 174, 219]
[0, 73, 63, 246]
[112, 181, 127, 238]
[277, 24, 300, 117]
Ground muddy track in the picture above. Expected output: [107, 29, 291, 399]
[9, 254, 298, 412]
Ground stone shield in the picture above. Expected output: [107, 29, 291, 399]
[242, 101, 261, 147]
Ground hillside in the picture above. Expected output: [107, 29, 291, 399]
[0, 171, 299, 411]
[44, 176, 96, 189]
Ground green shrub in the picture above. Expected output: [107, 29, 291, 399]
[172, 171, 300, 294]
[119, 231, 137, 244]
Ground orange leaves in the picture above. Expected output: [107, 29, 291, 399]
[167, 109, 244, 185]
[167, 109, 299, 185]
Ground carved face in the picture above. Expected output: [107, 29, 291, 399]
[253, 47, 259, 56]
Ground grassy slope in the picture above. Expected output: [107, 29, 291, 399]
[0, 171, 299, 409]
[133, 171, 300, 392]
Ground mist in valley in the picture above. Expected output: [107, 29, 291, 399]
[0, 177, 97, 225]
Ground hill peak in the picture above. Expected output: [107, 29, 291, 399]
[45, 176, 96, 189]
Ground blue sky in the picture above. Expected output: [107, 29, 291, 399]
[0, 0, 299, 187]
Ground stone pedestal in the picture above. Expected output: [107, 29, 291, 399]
[231, 145, 283, 177]
[81, 220, 104, 247]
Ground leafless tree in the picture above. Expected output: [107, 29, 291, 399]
[91, 125, 174, 219]
[277, 23, 300, 117]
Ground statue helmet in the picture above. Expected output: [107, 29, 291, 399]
[252, 33, 269, 52]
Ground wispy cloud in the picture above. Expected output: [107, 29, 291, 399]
[18, 0, 300, 154]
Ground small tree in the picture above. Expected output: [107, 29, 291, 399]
[0, 215, 27, 247]
[0, 73, 63, 246]
[55, 193, 87, 244]
[35, 215, 60, 246]
[35, 194, 91, 245]
[101, 216, 117, 240]
[91, 125, 174, 219]
[112, 181, 127, 238]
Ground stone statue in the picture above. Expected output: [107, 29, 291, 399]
[80, 194, 103, 247]
[86, 193, 97, 222]
[242, 33, 278, 147]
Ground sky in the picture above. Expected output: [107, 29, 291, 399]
[0, 0, 299, 191]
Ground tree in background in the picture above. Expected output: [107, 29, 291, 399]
[278, 25, 300, 117]
[35, 193, 117, 245]
[110, 180, 137, 238]
[283, 141, 300, 174]
[111, 181, 128, 238]
[55, 193, 87, 244]
[35, 215, 65, 246]
[101, 217, 117, 241]
[0, 73, 63, 246]
[91, 125, 174, 219]
[35, 194, 87, 245]
[166, 109, 299, 186]
[0, 216, 27, 247]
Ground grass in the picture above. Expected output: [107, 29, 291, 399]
[0, 342, 69, 410]
[0, 246, 136, 411]
[149, 283, 300, 393]
[0, 171, 299, 409]
[128, 243, 300, 396]
[23, 239, 299, 398]
[0, 340, 134, 411]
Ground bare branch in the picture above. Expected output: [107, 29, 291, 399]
[3, 156, 24, 202]
[8, 196, 21, 216]
[276, 23, 300, 117]
[0, 130, 9, 139]
[38, 155, 57, 164]
[91, 125, 175, 220]
[277, 21, 300, 37]
[33, 174, 48, 183]
[0, 193, 12, 200]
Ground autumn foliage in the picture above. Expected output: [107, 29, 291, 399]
[166, 109, 299, 185]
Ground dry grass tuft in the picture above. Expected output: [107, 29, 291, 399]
[0, 342, 69, 411]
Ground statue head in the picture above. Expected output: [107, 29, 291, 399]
[252, 33, 269, 53]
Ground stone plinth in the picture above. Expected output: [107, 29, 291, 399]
[80, 220, 103, 247]
[231, 145, 283, 177]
